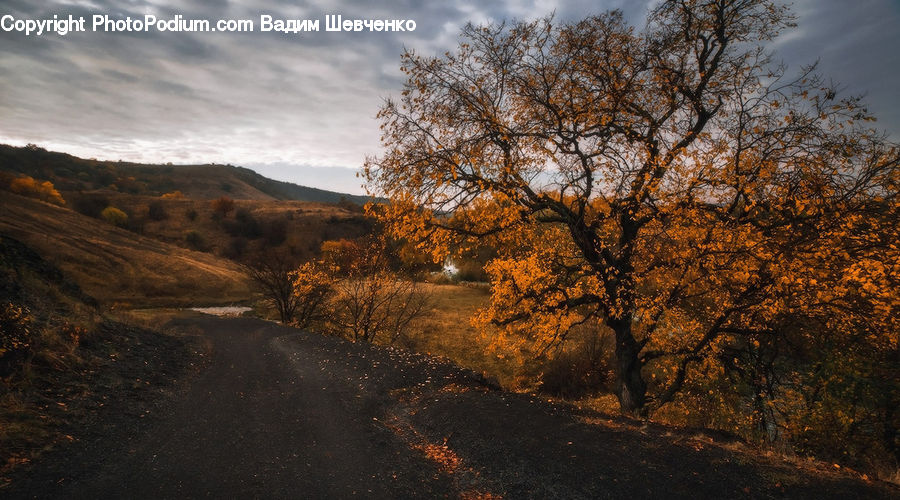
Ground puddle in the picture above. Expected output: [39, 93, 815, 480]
[188, 306, 252, 316]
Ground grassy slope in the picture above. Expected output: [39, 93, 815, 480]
[0, 193, 251, 306]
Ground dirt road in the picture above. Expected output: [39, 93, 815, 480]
[5, 316, 456, 498]
[4, 315, 896, 499]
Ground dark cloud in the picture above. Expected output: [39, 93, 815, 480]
[0, 0, 896, 194]
[772, 0, 900, 135]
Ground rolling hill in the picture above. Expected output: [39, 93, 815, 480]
[0, 144, 372, 204]
[0, 143, 381, 305]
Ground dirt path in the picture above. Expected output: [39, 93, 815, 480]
[4, 315, 896, 499]
[4, 316, 453, 498]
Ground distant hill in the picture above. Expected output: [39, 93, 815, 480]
[0, 144, 372, 204]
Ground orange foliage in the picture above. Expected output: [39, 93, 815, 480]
[289, 260, 336, 328]
[7, 176, 65, 205]
[100, 206, 128, 226]
[160, 190, 184, 199]
[210, 196, 235, 217]
[366, 0, 899, 468]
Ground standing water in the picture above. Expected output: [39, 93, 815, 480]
[188, 306, 252, 316]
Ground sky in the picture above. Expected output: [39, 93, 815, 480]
[1, 0, 898, 195]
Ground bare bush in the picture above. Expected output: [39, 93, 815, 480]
[245, 252, 302, 324]
[328, 271, 429, 344]
[295, 236, 430, 344]
[210, 196, 235, 218]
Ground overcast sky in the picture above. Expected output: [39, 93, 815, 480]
[1, 0, 898, 195]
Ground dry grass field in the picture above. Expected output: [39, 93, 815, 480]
[385, 283, 526, 389]
[0, 193, 252, 306]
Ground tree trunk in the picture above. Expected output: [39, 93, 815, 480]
[610, 317, 647, 416]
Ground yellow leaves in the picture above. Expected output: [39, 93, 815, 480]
[292, 261, 335, 295]
[0, 302, 33, 358]
[100, 206, 127, 227]
[369, 4, 900, 441]
[7, 175, 65, 205]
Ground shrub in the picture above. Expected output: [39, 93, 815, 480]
[317, 237, 430, 345]
[185, 230, 205, 250]
[147, 200, 167, 221]
[455, 260, 488, 282]
[100, 206, 128, 227]
[337, 197, 364, 213]
[210, 196, 235, 217]
[263, 218, 288, 245]
[71, 193, 110, 218]
[160, 190, 184, 199]
[222, 209, 261, 239]
[7, 176, 65, 205]
[327, 272, 429, 345]
[0, 302, 33, 376]
[537, 330, 614, 399]
[244, 253, 316, 324]
[223, 237, 248, 259]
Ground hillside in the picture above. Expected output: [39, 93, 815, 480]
[0, 144, 371, 204]
[0, 232, 205, 483]
[0, 193, 251, 306]
[90, 193, 374, 262]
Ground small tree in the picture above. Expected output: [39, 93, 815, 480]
[329, 270, 429, 344]
[210, 196, 235, 217]
[147, 200, 167, 221]
[185, 230, 205, 250]
[290, 261, 336, 328]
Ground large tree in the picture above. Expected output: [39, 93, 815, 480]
[366, 0, 899, 416]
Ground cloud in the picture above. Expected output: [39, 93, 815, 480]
[771, 0, 900, 133]
[0, 0, 897, 193]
